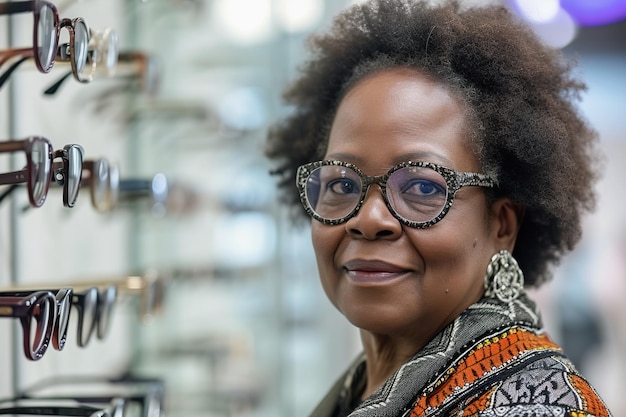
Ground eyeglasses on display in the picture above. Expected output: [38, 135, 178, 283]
[0, 137, 84, 208]
[0, 398, 123, 417]
[43, 27, 120, 95]
[0, 0, 60, 73]
[0, 291, 57, 361]
[45, 50, 161, 97]
[73, 271, 166, 322]
[0, 3, 93, 91]
[72, 285, 118, 348]
[56, 17, 93, 82]
[81, 158, 120, 212]
[0, 137, 53, 207]
[19, 374, 165, 417]
[296, 160, 498, 228]
[52, 143, 85, 208]
[0, 288, 73, 354]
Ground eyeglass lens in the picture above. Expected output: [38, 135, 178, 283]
[103, 31, 119, 74]
[77, 289, 98, 347]
[28, 297, 53, 358]
[36, 3, 56, 71]
[304, 165, 449, 224]
[73, 20, 89, 75]
[96, 286, 117, 340]
[91, 160, 110, 211]
[64, 145, 84, 207]
[55, 292, 72, 350]
[30, 139, 52, 205]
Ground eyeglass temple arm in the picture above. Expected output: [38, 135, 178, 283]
[0, 170, 28, 187]
[43, 70, 73, 96]
[0, 54, 31, 89]
[0, 1, 34, 14]
[0, 184, 20, 206]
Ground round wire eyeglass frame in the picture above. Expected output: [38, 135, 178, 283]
[296, 160, 498, 229]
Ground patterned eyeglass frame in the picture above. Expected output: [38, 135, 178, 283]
[296, 160, 498, 229]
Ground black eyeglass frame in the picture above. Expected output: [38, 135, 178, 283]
[52, 143, 85, 208]
[72, 285, 117, 348]
[296, 160, 498, 229]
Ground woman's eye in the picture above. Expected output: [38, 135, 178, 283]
[403, 180, 445, 197]
[328, 179, 359, 194]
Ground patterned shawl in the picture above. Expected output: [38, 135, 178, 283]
[309, 294, 611, 417]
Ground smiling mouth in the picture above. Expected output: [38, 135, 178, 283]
[345, 269, 410, 284]
[343, 260, 411, 284]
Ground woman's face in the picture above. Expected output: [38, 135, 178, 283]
[312, 68, 502, 341]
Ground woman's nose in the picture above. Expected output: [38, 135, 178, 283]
[344, 186, 402, 240]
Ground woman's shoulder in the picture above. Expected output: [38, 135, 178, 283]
[413, 325, 611, 417]
[465, 353, 611, 417]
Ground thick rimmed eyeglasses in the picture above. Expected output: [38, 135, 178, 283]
[0, 137, 84, 208]
[0, 0, 60, 73]
[0, 137, 53, 207]
[0, 291, 57, 361]
[0, 288, 73, 358]
[0, 2, 91, 89]
[296, 160, 497, 229]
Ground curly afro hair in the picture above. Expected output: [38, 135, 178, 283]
[265, 0, 602, 287]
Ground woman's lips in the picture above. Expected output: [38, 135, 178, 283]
[343, 260, 411, 283]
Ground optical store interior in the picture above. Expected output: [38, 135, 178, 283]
[0, 0, 625, 416]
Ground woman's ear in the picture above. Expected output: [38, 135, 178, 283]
[489, 198, 525, 251]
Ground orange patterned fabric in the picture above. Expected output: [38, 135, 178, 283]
[409, 327, 610, 417]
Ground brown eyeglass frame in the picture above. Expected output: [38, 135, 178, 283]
[0, 137, 54, 207]
[0, 288, 73, 352]
[0, 291, 57, 361]
[0, 0, 61, 73]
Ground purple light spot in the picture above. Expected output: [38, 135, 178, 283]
[560, 0, 626, 26]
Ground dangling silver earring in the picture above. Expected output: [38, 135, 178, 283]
[484, 250, 524, 303]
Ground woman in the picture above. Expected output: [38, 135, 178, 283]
[266, 0, 611, 416]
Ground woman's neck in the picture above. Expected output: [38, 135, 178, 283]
[359, 329, 427, 399]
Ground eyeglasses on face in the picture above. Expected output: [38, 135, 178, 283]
[296, 160, 498, 229]
[0, 0, 60, 73]
[0, 291, 57, 361]
[72, 285, 118, 348]
[0, 288, 73, 353]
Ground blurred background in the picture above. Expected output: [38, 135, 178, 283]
[0, 0, 624, 416]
